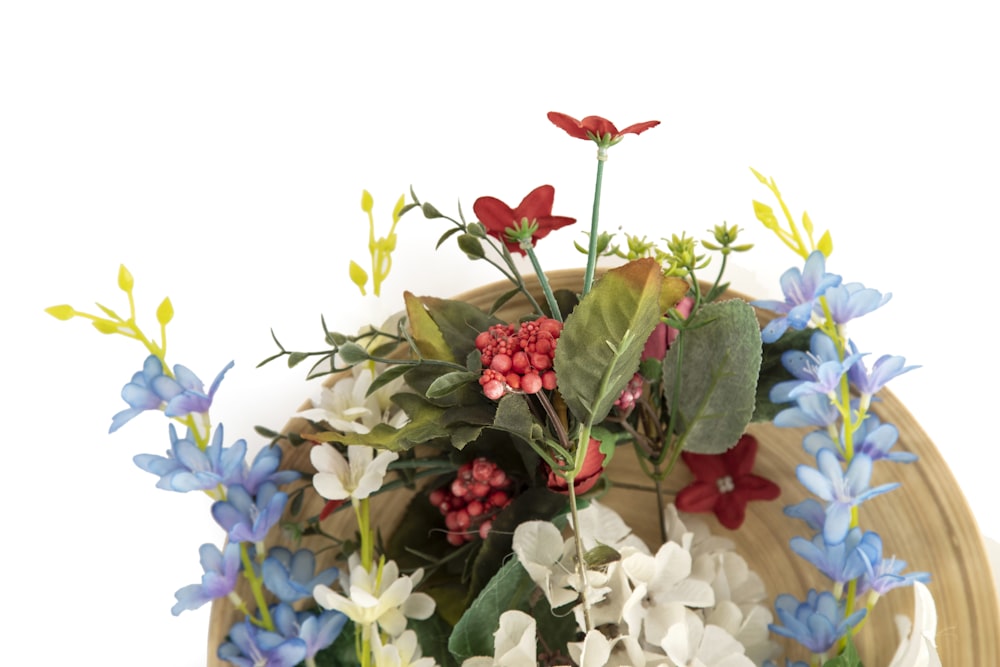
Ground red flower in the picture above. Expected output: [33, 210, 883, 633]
[547, 111, 660, 148]
[473, 185, 575, 256]
[675, 434, 780, 529]
[544, 437, 606, 495]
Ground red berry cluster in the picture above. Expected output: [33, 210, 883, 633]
[614, 372, 645, 414]
[475, 316, 563, 400]
[428, 457, 513, 545]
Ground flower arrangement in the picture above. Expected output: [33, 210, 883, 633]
[47, 111, 942, 667]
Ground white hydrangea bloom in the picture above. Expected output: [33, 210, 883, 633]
[299, 362, 408, 434]
[372, 629, 439, 667]
[512, 520, 579, 609]
[571, 500, 651, 554]
[660, 606, 755, 667]
[310, 443, 398, 501]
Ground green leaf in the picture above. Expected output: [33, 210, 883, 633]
[435, 226, 462, 250]
[422, 201, 443, 218]
[491, 393, 542, 445]
[337, 342, 370, 364]
[419, 296, 500, 363]
[448, 556, 534, 662]
[823, 635, 864, 666]
[427, 371, 481, 399]
[410, 613, 460, 667]
[554, 258, 664, 427]
[752, 327, 812, 422]
[366, 363, 412, 396]
[749, 166, 769, 185]
[405, 292, 455, 362]
[663, 299, 762, 453]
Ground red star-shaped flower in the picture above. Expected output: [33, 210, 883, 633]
[675, 434, 780, 529]
[547, 111, 660, 148]
[473, 184, 576, 256]
[544, 437, 606, 495]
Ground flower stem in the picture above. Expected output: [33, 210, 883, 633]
[567, 478, 593, 633]
[582, 156, 606, 296]
[523, 243, 562, 321]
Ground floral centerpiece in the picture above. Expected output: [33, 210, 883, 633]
[48, 112, 947, 666]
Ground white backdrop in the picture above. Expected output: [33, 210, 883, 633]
[4, 2, 998, 665]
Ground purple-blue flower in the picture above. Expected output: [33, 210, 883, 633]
[171, 542, 242, 615]
[803, 414, 917, 464]
[770, 331, 842, 403]
[218, 619, 307, 667]
[847, 342, 919, 398]
[783, 498, 826, 532]
[789, 527, 881, 588]
[271, 603, 347, 660]
[797, 450, 900, 544]
[240, 445, 301, 496]
[857, 533, 930, 598]
[212, 482, 288, 543]
[109, 354, 234, 432]
[770, 589, 866, 655]
[134, 423, 247, 493]
[753, 251, 842, 343]
[817, 282, 891, 325]
[262, 548, 339, 603]
[773, 393, 841, 429]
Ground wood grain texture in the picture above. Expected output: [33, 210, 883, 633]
[208, 268, 999, 665]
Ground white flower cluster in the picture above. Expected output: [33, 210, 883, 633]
[510, 501, 776, 667]
[300, 361, 409, 434]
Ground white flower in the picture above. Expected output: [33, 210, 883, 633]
[511, 520, 578, 608]
[310, 443, 398, 501]
[664, 503, 735, 557]
[887, 582, 942, 667]
[568, 629, 661, 667]
[572, 500, 650, 554]
[372, 629, 439, 667]
[660, 606, 754, 667]
[621, 540, 715, 644]
[313, 554, 434, 638]
[703, 601, 777, 666]
[691, 550, 768, 609]
[299, 363, 408, 434]
[460, 610, 537, 667]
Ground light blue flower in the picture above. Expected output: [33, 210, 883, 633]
[134, 423, 247, 493]
[796, 450, 899, 544]
[212, 482, 288, 543]
[847, 343, 919, 397]
[773, 393, 841, 429]
[752, 251, 841, 343]
[818, 282, 891, 325]
[857, 533, 930, 597]
[764, 659, 810, 667]
[783, 498, 826, 532]
[109, 354, 234, 432]
[171, 542, 242, 615]
[262, 548, 339, 603]
[769, 589, 866, 655]
[240, 445, 301, 496]
[271, 604, 347, 660]
[218, 619, 307, 667]
[770, 331, 842, 403]
[789, 527, 881, 587]
[803, 414, 917, 464]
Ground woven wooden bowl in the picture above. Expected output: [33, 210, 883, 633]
[209, 269, 999, 665]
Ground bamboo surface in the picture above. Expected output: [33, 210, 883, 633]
[208, 269, 999, 665]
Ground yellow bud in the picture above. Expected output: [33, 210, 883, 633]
[360, 190, 374, 213]
[817, 230, 833, 257]
[45, 304, 76, 320]
[392, 194, 405, 223]
[349, 260, 368, 295]
[118, 264, 134, 292]
[92, 319, 120, 334]
[156, 297, 174, 326]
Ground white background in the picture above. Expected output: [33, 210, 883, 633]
[3, 2, 997, 665]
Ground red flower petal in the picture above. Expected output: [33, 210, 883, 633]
[473, 185, 574, 256]
[724, 434, 759, 477]
[579, 115, 620, 139]
[675, 481, 720, 513]
[734, 474, 781, 502]
[546, 111, 590, 140]
[617, 120, 661, 136]
[714, 492, 747, 530]
[681, 449, 728, 482]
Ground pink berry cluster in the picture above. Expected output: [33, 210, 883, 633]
[428, 457, 513, 545]
[475, 316, 563, 400]
[614, 372, 645, 413]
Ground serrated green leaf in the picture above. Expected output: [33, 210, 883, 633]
[419, 296, 500, 363]
[663, 299, 762, 453]
[491, 393, 539, 444]
[426, 371, 480, 399]
[405, 291, 454, 362]
[554, 258, 664, 427]
[449, 557, 535, 662]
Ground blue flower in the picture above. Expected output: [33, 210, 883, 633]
[764, 660, 811, 667]
[769, 589, 866, 654]
[240, 445, 301, 496]
[847, 343, 919, 398]
[789, 527, 881, 588]
[218, 619, 307, 667]
[752, 251, 841, 343]
[770, 331, 842, 403]
[783, 498, 826, 532]
[857, 533, 930, 598]
[773, 393, 841, 429]
[133, 423, 247, 493]
[818, 282, 891, 325]
[109, 354, 234, 432]
[262, 548, 339, 603]
[796, 450, 899, 544]
[171, 542, 242, 615]
[271, 604, 347, 660]
[803, 414, 917, 465]
[212, 482, 288, 543]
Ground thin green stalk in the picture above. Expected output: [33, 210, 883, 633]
[567, 479, 593, 632]
[523, 242, 562, 321]
[582, 157, 607, 295]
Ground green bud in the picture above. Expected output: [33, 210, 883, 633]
[421, 202, 442, 219]
[337, 342, 370, 365]
[457, 234, 485, 259]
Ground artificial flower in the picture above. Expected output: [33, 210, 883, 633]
[310, 443, 398, 502]
[769, 589, 866, 656]
[270, 604, 347, 662]
[133, 423, 246, 493]
[803, 414, 918, 464]
[313, 554, 434, 639]
[217, 619, 308, 667]
[819, 282, 892, 325]
[371, 628, 439, 667]
[472, 185, 575, 256]
[171, 542, 242, 615]
[659, 605, 755, 667]
[642, 296, 694, 362]
[211, 482, 288, 543]
[544, 436, 606, 495]
[547, 111, 660, 149]
[675, 434, 780, 529]
[299, 363, 408, 434]
[847, 342, 919, 398]
[772, 393, 843, 429]
[460, 610, 537, 667]
[752, 250, 841, 344]
[789, 527, 881, 590]
[887, 582, 941, 667]
[856, 533, 931, 599]
[511, 520, 579, 609]
[261, 547, 339, 603]
[704, 600, 778, 666]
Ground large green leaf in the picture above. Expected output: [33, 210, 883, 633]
[421, 295, 502, 363]
[663, 299, 762, 454]
[554, 259, 665, 427]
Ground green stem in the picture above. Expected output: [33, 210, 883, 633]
[582, 157, 607, 296]
[523, 242, 562, 321]
[240, 542, 274, 630]
[567, 479, 593, 632]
